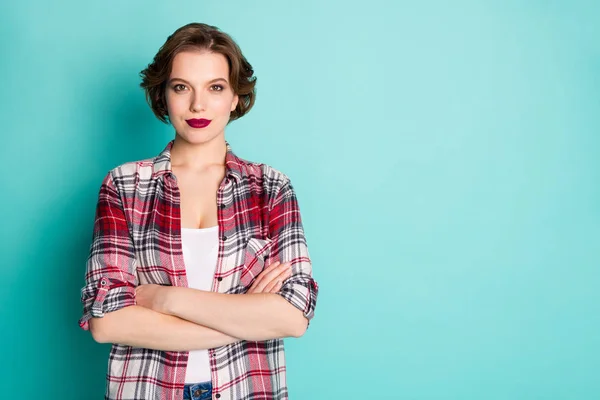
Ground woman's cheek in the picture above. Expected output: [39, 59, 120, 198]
[169, 96, 189, 114]
[214, 94, 236, 112]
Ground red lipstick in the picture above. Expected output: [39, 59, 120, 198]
[186, 118, 212, 128]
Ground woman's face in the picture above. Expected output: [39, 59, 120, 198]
[165, 50, 239, 145]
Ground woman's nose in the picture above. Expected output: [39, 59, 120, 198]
[190, 92, 206, 113]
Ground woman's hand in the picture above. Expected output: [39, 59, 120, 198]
[248, 261, 292, 294]
[135, 284, 171, 314]
[135, 261, 291, 313]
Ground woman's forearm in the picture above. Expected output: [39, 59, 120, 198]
[89, 305, 240, 351]
[164, 288, 308, 341]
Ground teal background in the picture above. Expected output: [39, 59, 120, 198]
[1, 1, 599, 398]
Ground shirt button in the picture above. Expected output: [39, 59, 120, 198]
[221, 235, 227, 241]
[215, 394, 221, 398]
[100, 279, 107, 286]
[219, 203, 226, 209]
[217, 277, 223, 282]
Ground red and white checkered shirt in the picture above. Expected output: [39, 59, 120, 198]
[79, 140, 318, 399]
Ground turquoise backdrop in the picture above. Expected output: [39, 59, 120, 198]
[1, 1, 599, 398]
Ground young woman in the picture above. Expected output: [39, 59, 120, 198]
[79, 22, 318, 400]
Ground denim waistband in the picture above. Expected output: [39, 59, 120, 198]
[183, 381, 213, 400]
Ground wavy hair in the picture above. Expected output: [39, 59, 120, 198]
[139, 22, 257, 124]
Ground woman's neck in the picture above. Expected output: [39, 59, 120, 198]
[170, 134, 227, 172]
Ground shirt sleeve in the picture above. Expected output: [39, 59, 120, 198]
[78, 171, 138, 331]
[269, 178, 319, 323]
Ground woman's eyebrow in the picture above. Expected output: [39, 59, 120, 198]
[168, 77, 229, 85]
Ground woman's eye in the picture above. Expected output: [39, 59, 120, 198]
[211, 84, 224, 91]
[173, 84, 186, 92]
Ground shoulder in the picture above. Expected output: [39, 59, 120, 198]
[109, 158, 155, 180]
[234, 154, 291, 195]
[103, 156, 155, 190]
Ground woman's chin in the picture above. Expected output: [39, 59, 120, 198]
[175, 128, 224, 145]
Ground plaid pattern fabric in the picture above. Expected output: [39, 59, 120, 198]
[79, 140, 318, 400]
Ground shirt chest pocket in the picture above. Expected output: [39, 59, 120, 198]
[240, 237, 274, 288]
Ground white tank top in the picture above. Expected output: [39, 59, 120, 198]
[180, 225, 219, 384]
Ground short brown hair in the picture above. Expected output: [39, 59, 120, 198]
[139, 22, 256, 124]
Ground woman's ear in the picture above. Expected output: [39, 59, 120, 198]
[231, 94, 239, 112]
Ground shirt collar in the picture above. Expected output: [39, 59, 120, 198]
[152, 140, 244, 183]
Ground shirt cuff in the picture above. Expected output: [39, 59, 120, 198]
[277, 275, 319, 322]
[79, 276, 136, 330]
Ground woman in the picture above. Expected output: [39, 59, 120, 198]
[79, 22, 318, 400]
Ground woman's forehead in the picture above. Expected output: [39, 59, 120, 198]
[170, 50, 230, 82]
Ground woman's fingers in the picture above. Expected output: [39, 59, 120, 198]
[248, 261, 281, 292]
[263, 279, 280, 293]
[249, 261, 291, 293]
[272, 266, 292, 284]
[253, 262, 289, 292]
[263, 268, 292, 293]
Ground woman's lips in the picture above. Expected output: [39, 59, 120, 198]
[186, 118, 212, 128]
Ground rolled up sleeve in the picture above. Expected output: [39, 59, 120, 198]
[269, 178, 319, 323]
[79, 171, 138, 331]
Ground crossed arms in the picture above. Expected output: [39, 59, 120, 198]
[79, 171, 318, 351]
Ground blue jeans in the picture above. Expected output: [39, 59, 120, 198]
[183, 381, 212, 400]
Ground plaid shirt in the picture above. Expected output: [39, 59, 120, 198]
[79, 140, 318, 400]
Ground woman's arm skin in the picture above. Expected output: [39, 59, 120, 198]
[136, 261, 308, 341]
[89, 262, 291, 349]
[89, 305, 238, 351]
[167, 289, 307, 340]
